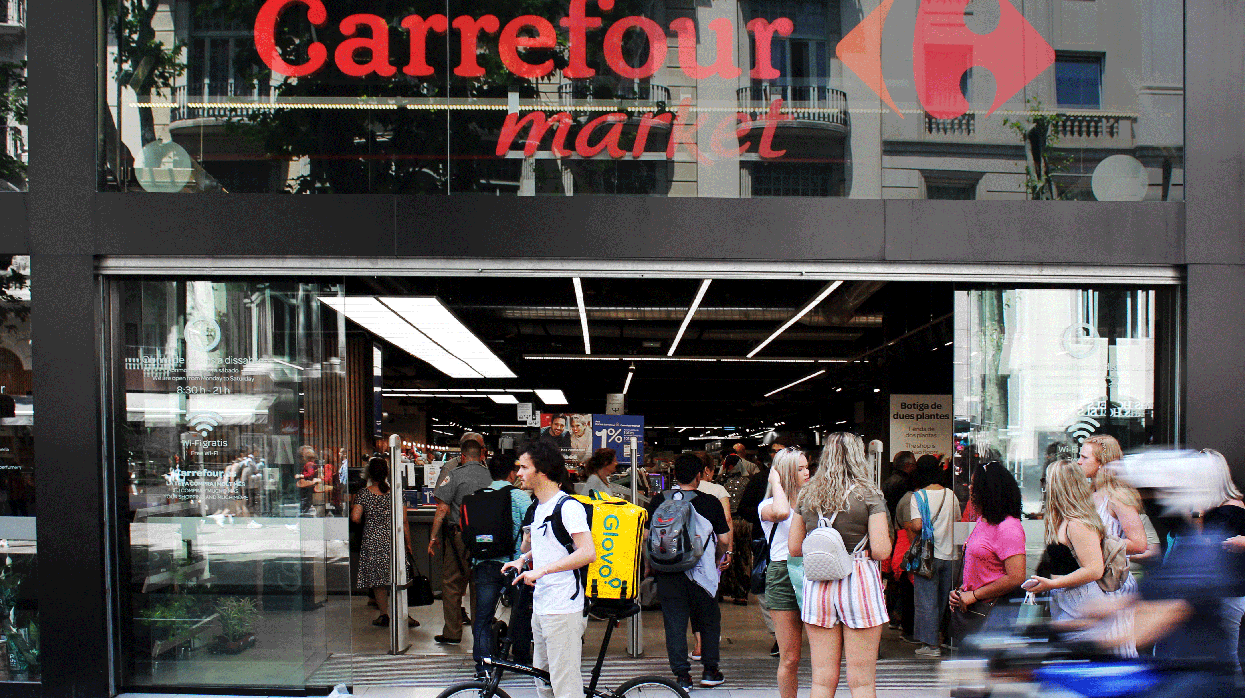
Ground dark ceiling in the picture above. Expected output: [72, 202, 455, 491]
[342, 276, 954, 441]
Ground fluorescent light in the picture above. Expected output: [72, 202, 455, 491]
[535, 389, 568, 405]
[523, 354, 847, 363]
[318, 296, 515, 379]
[382, 297, 516, 378]
[573, 278, 591, 354]
[747, 281, 843, 358]
[489, 394, 520, 404]
[623, 366, 635, 395]
[668, 279, 711, 357]
[764, 369, 826, 398]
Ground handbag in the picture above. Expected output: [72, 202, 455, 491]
[1067, 527, 1131, 593]
[902, 489, 950, 580]
[406, 552, 435, 607]
[803, 486, 863, 581]
[750, 521, 780, 594]
[1016, 590, 1043, 625]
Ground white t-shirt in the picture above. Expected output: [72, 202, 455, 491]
[698, 480, 729, 502]
[907, 488, 961, 560]
[758, 497, 793, 562]
[528, 492, 592, 616]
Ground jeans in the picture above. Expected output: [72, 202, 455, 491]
[472, 561, 507, 672]
[656, 572, 720, 678]
[913, 557, 955, 647]
[1221, 595, 1245, 677]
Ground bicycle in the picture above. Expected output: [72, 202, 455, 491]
[436, 571, 688, 698]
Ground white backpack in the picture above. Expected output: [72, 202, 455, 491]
[802, 485, 866, 581]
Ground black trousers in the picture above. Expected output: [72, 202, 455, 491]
[656, 573, 720, 677]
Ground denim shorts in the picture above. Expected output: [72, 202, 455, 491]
[765, 559, 799, 611]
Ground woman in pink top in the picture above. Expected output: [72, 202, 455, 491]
[949, 461, 1027, 642]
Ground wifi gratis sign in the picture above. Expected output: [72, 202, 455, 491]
[889, 394, 953, 462]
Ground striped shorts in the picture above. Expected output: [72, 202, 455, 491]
[800, 552, 889, 629]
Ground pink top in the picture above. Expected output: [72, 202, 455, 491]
[961, 516, 1026, 591]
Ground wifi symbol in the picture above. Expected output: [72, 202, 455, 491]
[188, 412, 223, 437]
[1065, 417, 1102, 442]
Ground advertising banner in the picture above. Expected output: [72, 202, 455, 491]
[540, 412, 594, 463]
[591, 414, 645, 467]
[888, 394, 952, 461]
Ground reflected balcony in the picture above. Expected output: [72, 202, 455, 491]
[736, 82, 849, 136]
[915, 110, 1137, 148]
[169, 81, 274, 126]
[0, 0, 24, 33]
[556, 78, 671, 108]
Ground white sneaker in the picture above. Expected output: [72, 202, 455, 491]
[915, 644, 942, 657]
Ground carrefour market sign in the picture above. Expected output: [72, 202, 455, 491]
[253, 0, 798, 161]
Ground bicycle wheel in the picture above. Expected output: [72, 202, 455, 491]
[613, 675, 689, 698]
[435, 681, 512, 698]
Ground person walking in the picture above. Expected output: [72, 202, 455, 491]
[429, 438, 493, 644]
[720, 454, 756, 606]
[503, 440, 595, 698]
[948, 461, 1025, 643]
[789, 433, 892, 698]
[467, 454, 533, 680]
[759, 446, 810, 698]
[1025, 458, 1136, 657]
[904, 456, 961, 657]
[1199, 448, 1245, 676]
[351, 457, 417, 628]
[1078, 435, 1148, 555]
[646, 453, 732, 691]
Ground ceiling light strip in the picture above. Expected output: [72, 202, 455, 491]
[572, 278, 591, 355]
[623, 368, 634, 395]
[747, 281, 844, 358]
[764, 369, 827, 398]
[668, 279, 712, 357]
[318, 296, 481, 378]
[523, 354, 847, 363]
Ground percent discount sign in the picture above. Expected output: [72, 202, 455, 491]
[592, 414, 644, 467]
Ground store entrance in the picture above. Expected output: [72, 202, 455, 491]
[110, 272, 1176, 692]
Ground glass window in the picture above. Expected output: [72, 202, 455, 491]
[0, 0, 26, 192]
[1055, 55, 1103, 108]
[116, 279, 358, 689]
[953, 287, 1176, 546]
[98, 0, 1182, 200]
[0, 256, 34, 682]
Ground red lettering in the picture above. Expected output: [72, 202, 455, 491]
[670, 17, 742, 80]
[496, 112, 574, 157]
[335, 14, 396, 77]
[604, 17, 666, 79]
[561, 0, 611, 78]
[710, 113, 753, 157]
[666, 98, 708, 164]
[452, 15, 501, 77]
[758, 98, 792, 158]
[254, 0, 327, 77]
[401, 15, 448, 77]
[499, 16, 557, 79]
[632, 111, 673, 157]
[746, 18, 794, 80]
[575, 113, 628, 158]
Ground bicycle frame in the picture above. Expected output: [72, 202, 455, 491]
[481, 603, 629, 698]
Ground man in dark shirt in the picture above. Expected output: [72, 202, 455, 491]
[646, 453, 732, 691]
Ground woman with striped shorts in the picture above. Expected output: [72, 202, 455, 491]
[789, 433, 893, 698]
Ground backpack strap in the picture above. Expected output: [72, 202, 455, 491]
[542, 494, 587, 603]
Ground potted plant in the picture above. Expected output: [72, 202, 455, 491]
[210, 597, 259, 654]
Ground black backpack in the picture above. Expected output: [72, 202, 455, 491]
[460, 486, 517, 560]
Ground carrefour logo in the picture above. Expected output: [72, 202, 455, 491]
[838, 0, 1054, 119]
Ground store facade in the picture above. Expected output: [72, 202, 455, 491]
[4, 0, 1245, 694]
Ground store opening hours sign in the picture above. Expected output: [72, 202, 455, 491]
[888, 395, 952, 461]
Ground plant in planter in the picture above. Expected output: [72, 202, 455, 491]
[0, 555, 38, 679]
[210, 597, 259, 654]
[138, 594, 219, 657]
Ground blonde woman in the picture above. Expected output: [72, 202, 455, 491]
[1078, 435, 1148, 555]
[759, 447, 811, 698]
[790, 434, 891, 698]
[1201, 449, 1245, 675]
[1024, 459, 1135, 657]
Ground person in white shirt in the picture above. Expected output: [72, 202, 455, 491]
[503, 440, 595, 698]
[759, 447, 811, 698]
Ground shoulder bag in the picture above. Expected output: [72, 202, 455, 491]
[902, 489, 951, 580]
[750, 520, 779, 595]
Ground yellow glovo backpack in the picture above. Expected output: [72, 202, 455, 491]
[524, 489, 649, 607]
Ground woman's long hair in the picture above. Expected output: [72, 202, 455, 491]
[765, 447, 806, 505]
[797, 432, 881, 517]
[1203, 448, 1243, 509]
[1044, 458, 1104, 544]
[367, 457, 391, 495]
[1085, 434, 1141, 510]
[970, 461, 1023, 525]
